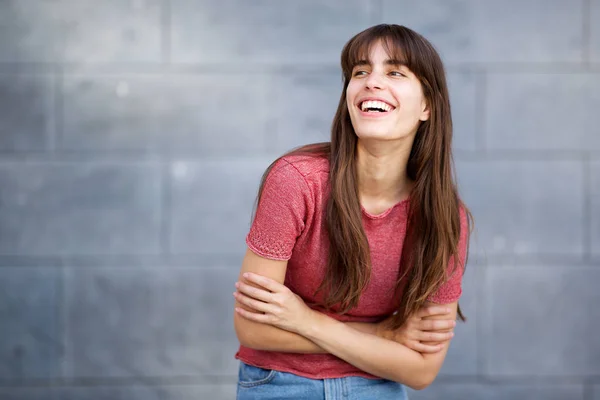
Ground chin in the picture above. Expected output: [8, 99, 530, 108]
[355, 129, 403, 141]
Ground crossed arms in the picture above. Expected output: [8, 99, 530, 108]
[233, 248, 458, 390]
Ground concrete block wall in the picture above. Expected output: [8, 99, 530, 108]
[0, 1, 598, 399]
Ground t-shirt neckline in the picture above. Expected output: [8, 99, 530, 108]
[360, 197, 409, 219]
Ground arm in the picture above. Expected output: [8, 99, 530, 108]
[233, 249, 452, 355]
[236, 271, 457, 390]
[302, 301, 457, 390]
[233, 248, 326, 353]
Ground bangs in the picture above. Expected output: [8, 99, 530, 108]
[341, 25, 415, 79]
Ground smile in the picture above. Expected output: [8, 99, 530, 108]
[356, 99, 396, 118]
[360, 100, 394, 113]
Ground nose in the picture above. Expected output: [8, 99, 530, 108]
[365, 71, 384, 90]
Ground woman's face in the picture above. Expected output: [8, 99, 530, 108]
[346, 40, 430, 142]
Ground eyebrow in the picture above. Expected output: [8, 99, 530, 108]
[354, 59, 407, 67]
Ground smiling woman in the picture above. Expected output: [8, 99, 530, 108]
[232, 24, 472, 400]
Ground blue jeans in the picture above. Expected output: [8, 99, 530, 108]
[237, 361, 408, 399]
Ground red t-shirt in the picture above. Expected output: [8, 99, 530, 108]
[235, 154, 468, 380]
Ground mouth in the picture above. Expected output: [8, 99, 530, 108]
[358, 99, 396, 114]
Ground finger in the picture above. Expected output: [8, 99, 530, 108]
[243, 273, 285, 293]
[420, 319, 456, 331]
[416, 306, 451, 319]
[417, 330, 454, 342]
[233, 292, 278, 315]
[236, 281, 273, 302]
[408, 341, 445, 354]
[235, 307, 273, 324]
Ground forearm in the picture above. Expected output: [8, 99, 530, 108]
[234, 315, 378, 353]
[235, 313, 325, 353]
[301, 311, 432, 390]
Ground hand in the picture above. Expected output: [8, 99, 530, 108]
[233, 272, 316, 334]
[376, 306, 456, 354]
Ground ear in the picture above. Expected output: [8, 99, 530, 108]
[419, 99, 430, 121]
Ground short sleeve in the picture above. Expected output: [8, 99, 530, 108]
[246, 159, 312, 261]
[427, 206, 469, 304]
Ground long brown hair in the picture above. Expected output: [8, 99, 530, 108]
[255, 24, 472, 328]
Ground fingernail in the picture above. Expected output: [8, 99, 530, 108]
[450, 332, 455, 337]
[243, 273, 249, 278]
[233, 292, 237, 296]
[235, 282, 240, 288]
[452, 321, 456, 326]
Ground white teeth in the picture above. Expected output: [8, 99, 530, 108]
[360, 100, 393, 112]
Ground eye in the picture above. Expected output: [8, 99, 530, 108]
[353, 70, 368, 77]
[389, 71, 406, 77]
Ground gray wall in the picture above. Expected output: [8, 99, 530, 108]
[0, 1, 598, 399]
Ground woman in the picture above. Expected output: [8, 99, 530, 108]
[232, 24, 472, 399]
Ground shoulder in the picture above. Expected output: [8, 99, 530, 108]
[257, 153, 329, 211]
[279, 153, 329, 177]
[269, 154, 329, 189]
[457, 202, 471, 236]
[455, 201, 472, 263]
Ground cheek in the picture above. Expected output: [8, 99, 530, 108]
[395, 87, 425, 114]
[346, 83, 360, 106]
[346, 95, 353, 110]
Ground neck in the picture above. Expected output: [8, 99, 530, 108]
[356, 138, 414, 209]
